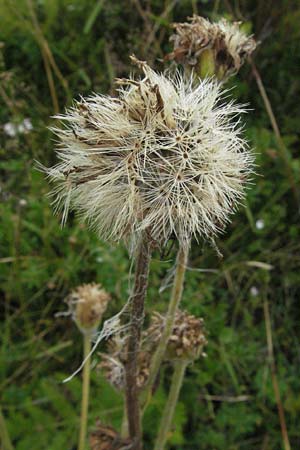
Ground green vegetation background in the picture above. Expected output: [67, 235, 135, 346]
[1, 0, 299, 449]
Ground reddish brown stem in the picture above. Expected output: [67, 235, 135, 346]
[263, 298, 291, 450]
[125, 237, 152, 449]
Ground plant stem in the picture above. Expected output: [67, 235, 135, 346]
[142, 245, 188, 410]
[78, 334, 92, 450]
[125, 237, 152, 449]
[0, 406, 14, 450]
[120, 397, 129, 438]
[154, 360, 188, 450]
[263, 297, 291, 450]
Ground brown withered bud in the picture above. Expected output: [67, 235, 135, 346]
[67, 283, 110, 334]
[147, 310, 207, 362]
[99, 334, 151, 391]
[90, 422, 131, 450]
[166, 15, 256, 80]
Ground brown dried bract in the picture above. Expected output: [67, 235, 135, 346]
[99, 335, 151, 391]
[90, 422, 132, 450]
[67, 283, 110, 334]
[147, 309, 207, 362]
[166, 15, 256, 80]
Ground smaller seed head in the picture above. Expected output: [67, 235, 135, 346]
[167, 15, 257, 80]
[67, 283, 110, 334]
[147, 310, 207, 362]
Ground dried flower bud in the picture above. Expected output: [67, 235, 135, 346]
[44, 58, 253, 251]
[67, 283, 110, 334]
[167, 15, 256, 80]
[99, 334, 151, 391]
[147, 310, 207, 362]
[90, 422, 131, 450]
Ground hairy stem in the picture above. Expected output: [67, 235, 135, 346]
[142, 246, 188, 411]
[154, 360, 188, 450]
[78, 334, 92, 450]
[125, 238, 152, 449]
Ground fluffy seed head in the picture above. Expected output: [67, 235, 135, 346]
[46, 58, 253, 250]
[147, 310, 207, 362]
[67, 283, 110, 334]
[167, 15, 256, 80]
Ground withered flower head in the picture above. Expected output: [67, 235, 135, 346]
[147, 310, 207, 362]
[167, 15, 256, 80]
[90, 421, 131, 450]
[99, 334, 151, 391]
[67, 283, 110, 334]
[45, 57, 253, 250]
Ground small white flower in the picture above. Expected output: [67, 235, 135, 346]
[18, 118, 33, 134]
[18, 123, 25, 134]
[3, 122, 17, 137]
[19, 199, 27, 207]
[250, 286, 259, 296]
[255, 219, 264, 230]
[23, 118, 33, 131]
[44, 60, 254, 250]
[3, 119, 33, 137]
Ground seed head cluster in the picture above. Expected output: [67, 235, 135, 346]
[46, 58, 253, 250]
[100, 309, 207, 388]
[167, 15, 256, 79]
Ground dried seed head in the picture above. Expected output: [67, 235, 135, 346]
[45, 59, 253, 251]
[67, 283, 110, 334]
[90, 421, 131, 450]
[147, 310, 207, 362]
[99, 334, 151, 391]
[167, 15, 256, 80]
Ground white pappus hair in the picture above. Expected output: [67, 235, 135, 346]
[45, 59, 254, 250]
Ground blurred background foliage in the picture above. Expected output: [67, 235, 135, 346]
[0, 0, 300, 449]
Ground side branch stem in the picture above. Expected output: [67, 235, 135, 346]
[154, 360, 188, 450]
[142, 245, 188, 410]
[78, 334, 92, 450]
[0, 406, 14, 450]
[125, 237, 152, 449]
